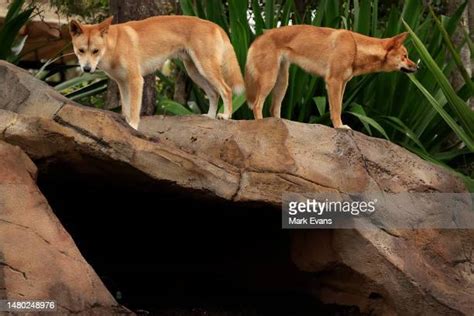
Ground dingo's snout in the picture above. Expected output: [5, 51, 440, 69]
[401, 59, 419, 73]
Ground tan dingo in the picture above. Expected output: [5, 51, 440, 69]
[245, 25, 418, 129]
[70, 16, 244, 129]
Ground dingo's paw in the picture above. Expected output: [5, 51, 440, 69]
[202, 113, 215, 119]
[127, 120, 139, 130]
[217, 113, 231, 120]
[336, 124, 352, 130]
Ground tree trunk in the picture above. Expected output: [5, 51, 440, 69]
[106, 0, 180, 115]
[173, 69, 191, 105]
[469, 0, 474, 35]
[446, 0, 472, 106]
[468, 0, 474, 110]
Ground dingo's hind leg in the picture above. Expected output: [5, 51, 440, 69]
[245, 49, 280, 119]
[183, 57, 219, 118]
[188, 50, 233, 120]
[270, 60, 290, 118]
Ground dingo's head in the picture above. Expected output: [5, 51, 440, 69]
[383, 32, 418, 73]
[69, 17, 113, 73]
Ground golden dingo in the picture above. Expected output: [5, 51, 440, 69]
[70, 16, 244, 129]
[245, 26, 418, 128]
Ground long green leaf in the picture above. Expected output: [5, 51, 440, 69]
[400, 0, 422, 29]
[312, 0, 327, 26]
[433, 147, 471, 161]
[5, 0, 25, 22]
[349, 103, 373, 135]
[159, 99, 193, 116]
[264, 0, 274, 28]
[67, 84, 107, 101]
[55, 72, 106, 91]
[314, 96, 326, 116]
[408, 74, 474, 151]
[371, 0, 379, 36]
[429, 6, 473, 94]
[403, 19, 474, 140]
[354, 0, 371, 35]
[445, 0, 468, 36]
[251, 0, 265, 35]
[379, 116, 428, 153]
[280, 0, 293, 26]
[0, 7, 34, 60]
[205, 0, 228, 30]
[347, 107, 390, 139]
[179, 0, 195, 16]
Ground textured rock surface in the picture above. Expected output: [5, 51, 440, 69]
[0, 141, 130, 315]
[0, 61, 473, 315]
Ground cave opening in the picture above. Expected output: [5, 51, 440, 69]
[35, 156, 361, 315]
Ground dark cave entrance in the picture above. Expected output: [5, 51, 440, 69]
[35, 156, 360, 316]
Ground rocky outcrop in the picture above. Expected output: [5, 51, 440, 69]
[0, 61, 473, 315]
[0, 62, 466, 201]
[0, 141, 129, 315]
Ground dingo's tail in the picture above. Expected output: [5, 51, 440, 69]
[245, 47, 258, 110]
[223, 42, 245, 96]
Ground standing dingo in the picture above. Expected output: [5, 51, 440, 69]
[70, 16, 244, 130]
[245, 25, 418, 129]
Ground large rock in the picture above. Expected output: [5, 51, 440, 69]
[0, 141, 129, 315]
[0, 62, 465, 201]
[0, 61, 472, 315]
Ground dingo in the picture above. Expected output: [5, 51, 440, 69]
[70, 16, 244, 129]
[245, 26, 418, 128]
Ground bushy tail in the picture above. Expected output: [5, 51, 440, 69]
[244, 47, 258, 110]
[222, 43, 245, 95]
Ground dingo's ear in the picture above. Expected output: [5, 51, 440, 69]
[99, 16, 114, 36]
[393, 32, 409, 45]
[69, 20, 83, 37]
[386, 32, 409, 50]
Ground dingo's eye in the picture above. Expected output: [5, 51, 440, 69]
[92, 49, 99, 55]
[78, 48, 85, 54]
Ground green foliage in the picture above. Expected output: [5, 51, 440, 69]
[0, 0, 35, 63]
[178, 0, 473, 186]
[54, 72, 108, 108]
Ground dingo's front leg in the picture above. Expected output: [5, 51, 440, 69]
[326, 78, 350, 129]
[270, 60, 290, 118]
[127, 75, 144, 130]
[338, 81, 350, 130]
[117, 81, 131, 122]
